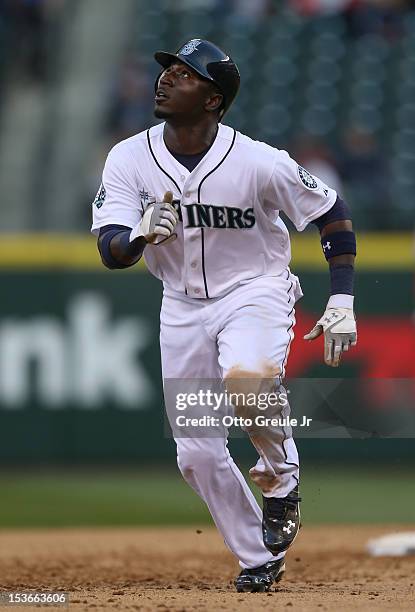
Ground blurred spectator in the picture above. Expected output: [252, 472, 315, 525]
[0, 1, 8, 89]
[165, 0, 276, 24]
[344, 0, 414, 39]
[230, 0, 277, 24]
[106, 53, 154, 144]
[338, 124, 390, 227]
[0, 0, 65, 84]
[291, 0, 415, 39]
[290, 0, 355, 16]
[291, 134, 345, 195]
[165, 0, 218, 9]
[3, 0, 47, 82]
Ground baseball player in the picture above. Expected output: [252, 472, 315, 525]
[91, 39, 357, 593]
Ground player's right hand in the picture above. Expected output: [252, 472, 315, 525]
[134, 191, 179, 245]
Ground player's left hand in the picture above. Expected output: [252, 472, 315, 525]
[303, 307, 357, 367]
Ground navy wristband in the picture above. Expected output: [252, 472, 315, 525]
[321, 230, 356, 260]
[329, 263, 354, 296]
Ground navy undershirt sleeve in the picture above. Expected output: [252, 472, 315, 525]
[99, 224, 131, 236]
[98, 224, 144, 269]
[312, 196, 351, 231]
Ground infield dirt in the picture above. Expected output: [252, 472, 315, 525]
[0, 525, 414, 611]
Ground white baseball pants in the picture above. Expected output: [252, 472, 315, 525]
[160, 271, 302, 569]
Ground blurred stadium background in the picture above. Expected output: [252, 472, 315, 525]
[0, 0, 413, 529]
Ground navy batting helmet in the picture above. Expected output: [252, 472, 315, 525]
[154, 39, 240, 116]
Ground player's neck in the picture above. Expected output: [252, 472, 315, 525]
[163, 120, 219, 155]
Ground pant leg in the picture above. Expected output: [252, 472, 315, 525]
[160, 290, 282, 568]
[210, 272, 300, 499]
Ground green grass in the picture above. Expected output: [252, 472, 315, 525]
[0, 466, 413, 528]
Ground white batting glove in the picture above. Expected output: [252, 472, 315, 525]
[130, 191, 179, 245]
[304, 296, 357, 367]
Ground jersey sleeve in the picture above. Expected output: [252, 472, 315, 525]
[263, 149, 337, 232]
[91, 143, 141, 236]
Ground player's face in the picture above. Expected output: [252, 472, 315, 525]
[154, 61, 220, 121]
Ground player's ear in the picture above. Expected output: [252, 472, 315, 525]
[205, 92, 223, 113]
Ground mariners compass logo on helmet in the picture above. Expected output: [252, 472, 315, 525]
[298, 166, 318, 190]
[179, 39, 202, 55]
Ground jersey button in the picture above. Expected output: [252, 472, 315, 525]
[185, 191, 190, 197]
[190, 236, 197, 242]
[194, 288, 200, 294]
[180, 175, 185, 180]
[191, 262, 197, 268]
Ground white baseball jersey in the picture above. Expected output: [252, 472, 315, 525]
[91, 122, 337, 298]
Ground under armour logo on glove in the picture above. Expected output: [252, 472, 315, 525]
[282, 520, 296, 535]
[323, 312, 340, 325]
[304, 306, 357, 367]
[322, 241, 331, 252]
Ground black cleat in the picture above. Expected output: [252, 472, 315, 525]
[234, 558, 286, 593]
[262, 485, 301, 555]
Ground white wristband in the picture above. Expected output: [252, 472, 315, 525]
[327, 294, 354, 309]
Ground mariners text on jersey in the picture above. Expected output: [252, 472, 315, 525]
[91, 123, 336, 299]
